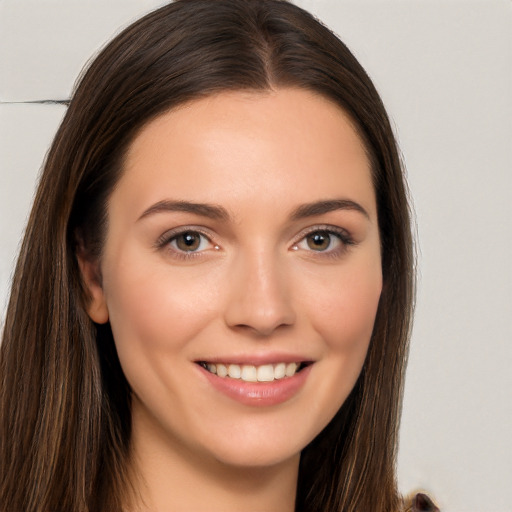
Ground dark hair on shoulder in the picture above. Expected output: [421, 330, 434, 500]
[0, 1, 414, 511]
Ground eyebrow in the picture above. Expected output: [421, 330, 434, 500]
[138, 200, 230, 221]
[290, 199, 369, 220]
[138, 198, 369, 223]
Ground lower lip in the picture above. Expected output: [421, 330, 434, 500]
[197, 364, 312, 407]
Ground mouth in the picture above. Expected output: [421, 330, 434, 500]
[196, 361, 312, 383]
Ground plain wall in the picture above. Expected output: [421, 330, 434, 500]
[1, 1, 511, 510]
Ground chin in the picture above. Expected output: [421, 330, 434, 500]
[189, 413, 323, 471]
[209, 439, 303, 470]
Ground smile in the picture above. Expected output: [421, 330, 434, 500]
[197, 361, 309, 382]
[196, 360, 314, 406]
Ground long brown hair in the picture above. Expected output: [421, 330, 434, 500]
[0, 1, 414, 510]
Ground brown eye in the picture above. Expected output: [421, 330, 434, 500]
[306, 231, 333, 251]
[174, 231, 203, 252]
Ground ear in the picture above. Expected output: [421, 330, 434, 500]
[76, 248, 109, 325]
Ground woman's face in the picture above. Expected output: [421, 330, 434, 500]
[84, 88, 382, 469]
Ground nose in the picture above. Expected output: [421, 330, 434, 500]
[223, 249, 296, 337]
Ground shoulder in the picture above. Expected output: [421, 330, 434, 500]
[405, 492, 440, 512]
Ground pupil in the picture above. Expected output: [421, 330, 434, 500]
[177, 232, 200, 251]
[183, 233, 195, 246]
[308, 232, 330, 251]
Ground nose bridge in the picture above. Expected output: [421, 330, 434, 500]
[224, 244, 295, 335]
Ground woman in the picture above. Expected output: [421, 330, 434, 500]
[0, 0, 437, 510]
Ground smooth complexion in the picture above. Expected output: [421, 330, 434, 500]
[81, 88, 382, 512]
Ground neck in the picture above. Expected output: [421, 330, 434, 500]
[125, 401, 299, 512]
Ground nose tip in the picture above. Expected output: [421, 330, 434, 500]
[230, 299, 295, 337]
[223, 254, 296, 337]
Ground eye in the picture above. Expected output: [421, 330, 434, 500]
[155, 228, 218, 259]
[304, 231, 338, 251]
[169, 230, 211, 253]
[293, 227, 354, 255]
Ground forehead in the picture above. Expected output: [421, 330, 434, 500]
[116, 88, 375, 221]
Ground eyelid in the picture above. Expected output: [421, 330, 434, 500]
[291, 224, 355, 256]
[155, 226, 219, 258]
[292, 224, 354, 246]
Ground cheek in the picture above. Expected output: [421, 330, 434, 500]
[305, 258, 382, 352]
[299, 257, 382, 422]
[102, 255, 223, 371]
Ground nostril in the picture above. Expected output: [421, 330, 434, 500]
[230, 320, 294, 338]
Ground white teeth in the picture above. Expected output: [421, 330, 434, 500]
[228, 364, 241, 379]
[257, 364, 274, 382]
[241, 365, 258, 382]
[216, 364, 228, 378]
[285, 362, 298, 377]
[202, 361, 302, 381]
[274, 362, 286, 379]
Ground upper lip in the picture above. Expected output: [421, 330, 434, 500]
[194, 352, 315, 366]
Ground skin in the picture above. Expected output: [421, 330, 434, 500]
[81, 88, 382, 512]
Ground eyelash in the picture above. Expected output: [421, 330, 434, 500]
[155, 227, 217, 261]
[292, 225, 355, 259]
[155, 225, 355, 261]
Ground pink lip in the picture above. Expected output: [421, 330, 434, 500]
[196, 363, 313, 407]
